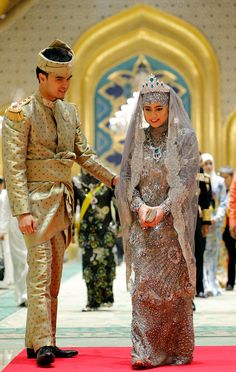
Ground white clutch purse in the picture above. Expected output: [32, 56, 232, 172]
[145, 208, 157, 223]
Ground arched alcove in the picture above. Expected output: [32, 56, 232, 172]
[224, 110, 236, 169]
[69, 4, 221, 166]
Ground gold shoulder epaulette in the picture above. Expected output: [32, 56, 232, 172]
[196, 173, 205, 182]
[5, 102, 23, 122]
[5, 96, 32, 122]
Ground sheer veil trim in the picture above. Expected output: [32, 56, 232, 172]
[116, 88, 199, 290]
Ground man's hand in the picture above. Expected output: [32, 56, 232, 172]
[0, 233, 5, 241]
[138, 205, 164, 229]
[230, 225, 236, 239]
[17, 213, 37, 235]
[112, 176, 119, 187]
[201, 224, 210, 237]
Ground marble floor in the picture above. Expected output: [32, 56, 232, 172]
[0, 259, 236, 370]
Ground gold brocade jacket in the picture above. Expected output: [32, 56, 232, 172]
[2, 92, 115, 248]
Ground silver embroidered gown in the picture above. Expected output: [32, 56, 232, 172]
[129, 125, 194, 367]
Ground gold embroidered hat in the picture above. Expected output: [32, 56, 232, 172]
[37, 39, 74, 75]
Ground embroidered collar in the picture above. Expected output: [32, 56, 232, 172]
[42, 97, 56, 109]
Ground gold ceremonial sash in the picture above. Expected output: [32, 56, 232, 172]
[77, 183, 103, 232]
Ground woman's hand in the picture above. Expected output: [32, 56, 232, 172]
[138, 205, 164, 229]
[145, 207, 164, 228]
[138, 204, 149, 227]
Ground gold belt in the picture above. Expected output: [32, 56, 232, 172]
[26, 158, 73, 182]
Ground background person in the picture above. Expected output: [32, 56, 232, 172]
[229, 173, 236, 244]
[0, 189, 28, 306]
[219, 166, 236, 291]
[73, 170, 117, 311]
[202, 153, 227, 296]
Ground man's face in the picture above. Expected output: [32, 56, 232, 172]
[39, 72, 72, 100]
[220, 172, 233, 190]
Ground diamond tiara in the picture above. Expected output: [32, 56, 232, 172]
[140, 74, 170, 94]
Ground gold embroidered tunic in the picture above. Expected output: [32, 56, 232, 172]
[2, 92, 115, 248]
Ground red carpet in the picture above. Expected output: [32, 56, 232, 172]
[3, 346, 236, 371]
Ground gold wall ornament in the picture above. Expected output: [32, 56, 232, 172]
[0, 0, 37, 33]
[224, 109, 236, 169]
[0, 105, 7, 176]
[68, 4, 221, 167]
[0, 0, 9, 16]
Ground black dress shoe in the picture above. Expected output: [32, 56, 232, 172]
[36, 346, 55, 366]
[27, 346, 78, 359]
[196, 291, 207, 298]
[27, 348, 36, 359]
[50, 346, 78, 358]
[82, 306, 98, 312]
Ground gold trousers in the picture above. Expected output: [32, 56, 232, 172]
[25, 231, 66, 351]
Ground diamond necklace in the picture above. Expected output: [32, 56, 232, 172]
[146, 125, 168, 161]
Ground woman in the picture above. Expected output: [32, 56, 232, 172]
[73, 170, 117, 311]
[202, 153, 226, 296]
[116, 75, 199, 369]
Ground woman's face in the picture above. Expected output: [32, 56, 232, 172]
[143, 102, 169, 128]
[203, 160, 213, 174]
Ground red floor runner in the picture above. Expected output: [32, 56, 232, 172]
[3, 346, 236, 371]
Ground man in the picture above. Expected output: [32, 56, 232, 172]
[195, 164, 212, 300]
[2, 40, 117, 366]
[219, 167, 236, 290]
[229, 172, 236, 239]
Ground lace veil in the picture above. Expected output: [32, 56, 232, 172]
[115, 76, 199, 289]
